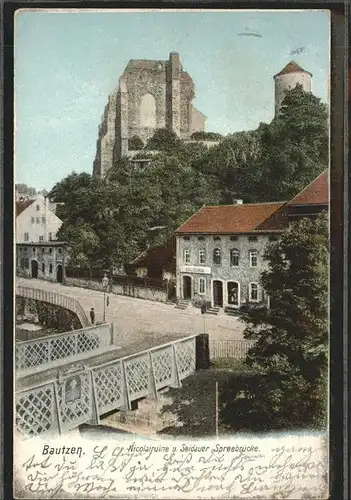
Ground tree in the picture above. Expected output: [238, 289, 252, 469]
[224, 213, 328, 432]
[57, 174, 161, 271]
[145, 128, 182, 151]
[190, 131, 223, 141]
[252, 85, 328, 201]
[128, 135, 144, 150]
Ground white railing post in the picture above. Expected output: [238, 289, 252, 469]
[148, 352, 158, 401]
[172, 344, 181, 388]
[121, 361, 131, 410]
[90, 370, 100, 425]
[53, 382, 62, 435]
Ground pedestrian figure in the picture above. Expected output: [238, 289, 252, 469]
[90, 307, 95, 324]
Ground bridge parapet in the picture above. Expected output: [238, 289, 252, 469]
[16, 324, 113, 373]
[16, 285, 90, 327]
[15, 335, 198, 439]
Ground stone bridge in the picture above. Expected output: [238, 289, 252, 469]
[15, 325, 206, 439]
[16, 285, 90, 328]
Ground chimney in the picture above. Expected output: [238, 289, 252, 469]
[233, 199, 243, 205]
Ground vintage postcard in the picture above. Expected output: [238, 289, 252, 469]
[14, 8, 330, 499]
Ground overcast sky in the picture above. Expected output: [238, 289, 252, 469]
[15, 9, 330, 191]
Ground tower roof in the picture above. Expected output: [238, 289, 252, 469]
[274, 60, 312, 78]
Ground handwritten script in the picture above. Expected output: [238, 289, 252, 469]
[15, 434, 328, 499]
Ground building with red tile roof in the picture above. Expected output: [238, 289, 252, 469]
[174, 170, 328, 312]
[128, 236, 176, 280]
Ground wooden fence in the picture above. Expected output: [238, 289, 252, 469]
[209, 340, 255, 360]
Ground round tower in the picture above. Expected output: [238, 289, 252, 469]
[274, 60, 312, 116]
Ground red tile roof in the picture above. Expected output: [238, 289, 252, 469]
[130, 237, 176, 272]
[176, 202, 286, 234]
[289, 170, 329, 206]
[274, 60, 312, 78]
[16, 199, 34, 216]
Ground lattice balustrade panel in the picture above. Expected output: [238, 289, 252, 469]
[57, 372, 93, 431]
[16, 341, 49, 370]
[50, 335, 77, 361]
[151, 347, 174, 389]
[124, 354, 150, 400]
[93, 362, 124, 414]
[77, 331, 100, 353]
[16, 384, 57, 438]
[175, 338, 196, 380]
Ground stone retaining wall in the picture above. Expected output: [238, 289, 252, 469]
[64, 277, 168, 303]
[16, 297, 82, 333]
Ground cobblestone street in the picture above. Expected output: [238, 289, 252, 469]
[16, 277, 245, 346]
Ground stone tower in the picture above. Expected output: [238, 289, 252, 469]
[93, 52, 206, 178]
[274, 60, 312, 116]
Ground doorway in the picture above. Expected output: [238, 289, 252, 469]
[57, 265, 63, 283]
[31, 260, 38, 278]
[183, 276, 192, 300]
[213, 280, 223, 307]
[227, 282, 239, 307]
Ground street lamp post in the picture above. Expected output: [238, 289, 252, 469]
[102, 273, 109, 323]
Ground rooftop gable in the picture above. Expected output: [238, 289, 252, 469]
[274, 60, 312, 78]
[289, 170, 329, 206]
[16, 199, 34, 217]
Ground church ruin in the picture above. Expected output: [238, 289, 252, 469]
[93, 52, 206, 178]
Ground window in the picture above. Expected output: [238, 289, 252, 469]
[230, 235, 238, 241]
[42, 263, 45, 273]
[32, 247, 36, 253]
[249, 283, 259, 302]
[36, 205, 40, 211]
[36, 217, 40, 224]
[49, 248, 53, 254]
[42, 217, 46, 224]
[58, 248, 62, 254]
[197, 236, 205, 241]
[31, 217, 34, 224]
[248, 235, 258, 242]
[49, 232, 52, 241]
[184, 249, 190, 263]
[213, 248, 221, 265]
[213, 236, 221, 241]
[199, 277, 206, 295]
[39, 236, 44, 241]
[24, 233, 29, 242]
[49, 263, 53, 274]
[41, 247, 45, 253]
[183, 236, 190, 241]
[199, 249, 205, 264]
[230, 249, 239, 267]
[227, 282, 239, 305]
[249, 250, 258, 267]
